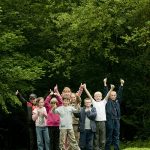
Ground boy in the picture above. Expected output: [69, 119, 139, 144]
[104, 79, 125, 150]
[74, 98, 97, 150]
[83, 80, 115, 150]
[52, 96, 80, 150]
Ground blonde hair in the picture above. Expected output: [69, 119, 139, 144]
[71, 93, 81, 104]
[62, 95, 70, 101]
[94, 91, 102, 96]
[62, 87, 71, 93]
[50, 97, 58, 103]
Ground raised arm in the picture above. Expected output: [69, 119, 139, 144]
[44, 91, 52, 113]
[15, 90, 27, 104]
[54, 84, 61, 96]
[117, 79, 124, 103]
[83, 84, 93, 100]
[54, 93, 63, 106]
[103, 78, 109, 97]
[104, 84, 115, 101]
[76, 83, 84, 97]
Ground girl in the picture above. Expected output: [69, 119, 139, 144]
[45, 89, 63, 150]
[32, 97, 50, 150]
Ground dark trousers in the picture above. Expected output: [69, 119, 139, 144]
[48, 126, 60, 150]
[93, 121, 106, 150]
[28, 122, 37, 150]
[79, 129, 94, 150]
[105, 119, 120, 150]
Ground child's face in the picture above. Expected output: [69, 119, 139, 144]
[110, 91, 117, 101]
[84, 99, 92, 108]
[38, 99, 44, 108]
[62, 87, 71, 97]
[71, 93, 76, 103]
[63, 99, 70, 106]
[94, 92, 102, 101]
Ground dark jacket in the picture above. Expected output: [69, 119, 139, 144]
[74, 106, 97, 132]
[104, 86, 123, 120]
[17, 93, 35, 123]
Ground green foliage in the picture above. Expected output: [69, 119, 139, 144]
[0, 0, 149, 139]
[121, 139, 150, 149]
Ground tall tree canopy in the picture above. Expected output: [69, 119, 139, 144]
[0, 0, 149, 139]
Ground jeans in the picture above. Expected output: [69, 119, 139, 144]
[105, 119, 120, 150]
[79, 129, 94, 150]
[36, 126, 50, 150]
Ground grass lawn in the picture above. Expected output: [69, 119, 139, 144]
[120, 139, 150, 150]
[123, 148, 150, 150]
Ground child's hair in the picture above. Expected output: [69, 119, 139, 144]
[36, 97, 44, 105]
[71, 93, 81, 104]
[62, 95, 70, 101]
[62, 87, 71, 93]
[84, 97, 92, 103]
[50, 97, 58, 104]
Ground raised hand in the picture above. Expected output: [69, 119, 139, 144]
[54, 84, 58, 92]
[120, 79, 125, 86]
[15, 90, 19, 95]
[54, 84, 61, 96]
[103, 78, 107, 86]
[80, 83, 85, 89]
[110, 84, 115, 90]
[49, 89, 54, 96]
[83, 83, 86, 89]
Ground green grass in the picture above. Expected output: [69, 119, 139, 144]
[123, 148, 150, 150]
[120, 139, 150, 150]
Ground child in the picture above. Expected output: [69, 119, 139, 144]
[32, 97, 50, 150]
[104, 79, 125, 150]
[54, 84, 84, 148]
[70, 93, 81, 143]
[83, 80, 115, 150]
[74, 98, 97, 150]
[44, 89, 63, 150]
[52, 96, 80, 150]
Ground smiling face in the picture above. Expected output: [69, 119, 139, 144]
[94, 91, 102, 101]
[63, 98, 70, 106]
[70, 93, 76, 103]
[62, 87, 72, 98]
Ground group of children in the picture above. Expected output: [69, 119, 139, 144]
[16, 78, 125, 150]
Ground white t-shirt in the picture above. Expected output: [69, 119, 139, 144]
[92, 98, 107, 121]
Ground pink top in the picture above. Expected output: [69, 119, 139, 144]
[44, 95, 63, 126]
[32, 107, 47, 127]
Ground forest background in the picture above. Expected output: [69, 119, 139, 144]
[0, 0, 149, 149]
